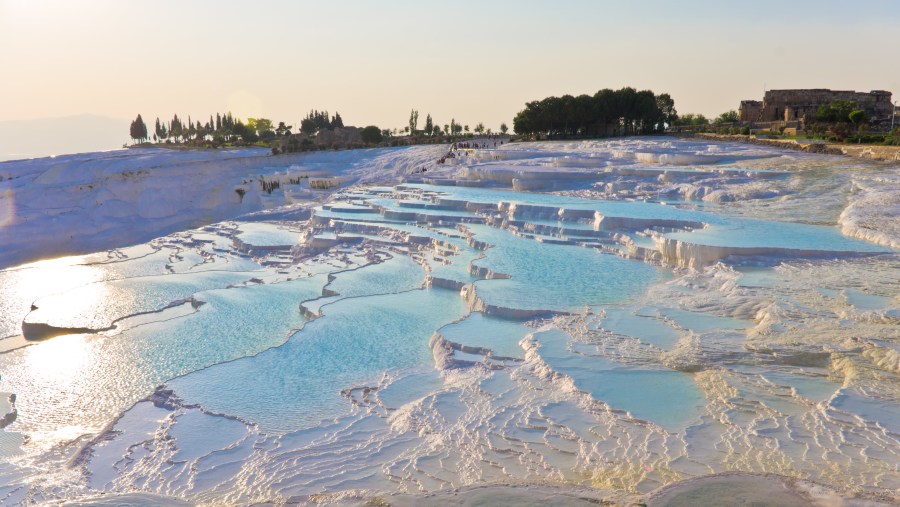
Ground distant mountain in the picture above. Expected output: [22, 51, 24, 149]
[0, 114, 131, 162]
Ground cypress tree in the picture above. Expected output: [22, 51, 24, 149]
[130, 114, 148, 143]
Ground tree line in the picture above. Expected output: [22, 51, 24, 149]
[403, 109, 508, 138]
[130, 107, 512, 147]
[299, 110, 343, 135]
[129, 112, 294, 145]
[512, 87, 677, 138]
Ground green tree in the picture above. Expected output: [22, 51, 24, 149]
[195, 121, 207, 142]
[848, 109, 868, 125]
[474, 123, 484, 135]
[232, 120, 258, 143]
[130, 114, 148, 143]
[300, 118, 318, 136]
[275, 122, 292, 136]
[714, 110, 739, 124]
[424, 114, 433, 136]
[409, 109, 419, 135]
[655, 93, 677, 130]
[360, 125, 383, 145]
[815, 101, 858, 123]
[500, 122, 508, 135]
[154, 117, 168, 142]
[248, 118, 274, 138]
[186, 117, 196, 141]
[675, 113, 709, 127]
[170, 114, 183, 143]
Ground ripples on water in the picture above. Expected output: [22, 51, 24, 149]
[0, 139, 897, 505]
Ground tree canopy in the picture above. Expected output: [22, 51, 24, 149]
[409, 109, 419, 135]
[512, 87, 677, 137]
[815, 100, 859, 123]
[301, 110, 343, 136]
[360, 125, 383, 145]
[714, 110, 739, 124]
[134, 111, 296, 145]
[673, 113, 709, 127]
[848, 109, 868, 124]
[247, 118, 274, 138]
[129, 114, 148, 143]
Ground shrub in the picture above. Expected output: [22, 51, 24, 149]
[848, 109, 868, 125]
[360, 125, 384, 145]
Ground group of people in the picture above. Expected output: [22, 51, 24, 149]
[434, 137, 506, 164]
[451, 139, 504, 150]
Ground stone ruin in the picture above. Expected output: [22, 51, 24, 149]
[276, 127, 363, 154]
[739, 89, 893, 124]
[315, 126, 362, 146]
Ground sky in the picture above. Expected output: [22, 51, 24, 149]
[1, 0, 899, 147]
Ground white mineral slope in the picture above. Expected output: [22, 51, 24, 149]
[839, 169, 900, 249]
[0, 145, 446, 269]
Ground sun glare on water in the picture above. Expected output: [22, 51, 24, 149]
[22, 333, 92, 385]
[1, 256, 107, 340]
[16, 258, 102, 303]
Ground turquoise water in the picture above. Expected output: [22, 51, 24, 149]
[406, 183, 712, 221]
[666, 219, 889, 251]
[532, 328, 705, 430]
[326, 254, 425, 297]
[169, 288, 468, 432]
[405, 184, 889, 254]
[600, 307, 682, 350]
[2, 276, 326, 438]
[26, 270, 256, 330]
[439, 312, 531, 358]
[235, 223, 301, 246]
[470, 224, 667, 311]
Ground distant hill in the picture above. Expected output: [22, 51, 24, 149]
[0, 114, 130, 162]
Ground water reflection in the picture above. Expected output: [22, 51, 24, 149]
[0, 257, 104, 338]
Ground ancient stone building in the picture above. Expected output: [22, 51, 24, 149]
[276, 127, 362, 153]
[738, 89, 893, 123]
[315, 126, 361, 146]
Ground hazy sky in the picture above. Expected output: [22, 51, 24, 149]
[2, 0, 899, 132]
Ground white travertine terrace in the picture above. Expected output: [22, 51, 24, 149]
[0, 138, 896, 505]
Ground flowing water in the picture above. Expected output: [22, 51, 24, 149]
[0, 138, 897, 505]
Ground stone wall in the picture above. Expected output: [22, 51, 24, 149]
[316, 127, 361, 146]
[739, 100, 763, 122]
[276, 126, 363, 154]
[738, 89, 893, 123]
